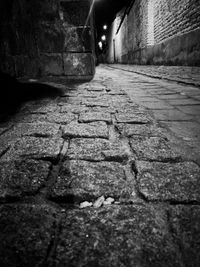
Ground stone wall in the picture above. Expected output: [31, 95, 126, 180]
[107, 0, 200, 66]
[0, 0, 95, 79]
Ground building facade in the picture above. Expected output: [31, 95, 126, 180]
[107, 0, 200, 66]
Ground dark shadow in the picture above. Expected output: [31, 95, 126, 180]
[0, 72, 79, 123]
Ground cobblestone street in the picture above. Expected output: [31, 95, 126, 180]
[0, 65, 200, 266]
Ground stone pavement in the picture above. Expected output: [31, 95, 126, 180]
[0, 65, 200, 266]
[107, 64, 200, 158]
[110, 64, 200, 87]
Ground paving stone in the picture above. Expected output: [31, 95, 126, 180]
[22, 103, 59, 114]
[13, 123, 60, 137]
[161, 121, 200, 141]
[140, 101, 173, 110]
[116, 113, 153, 124]
[0, 159, 51, 199]
[169, 206, 200, 266]
[156, 94, 188, 100]
[51, 160, 132, 201]
[0, 204, 58, 266]
[82, 100, 110, 107]
[62, 121, 109, 139]
[136, 161, 200, 202]
[60, 104, 88, 114]
[167, 99, 200, 106]
[53, 205, 180, 266]
[130, 136, 182, 161]
[116, 124, 166, 137]
[176, 105, 200, 115]
[67, 138, 131, 161]
[3, 137, 64, 161]
[79, 112, 112, 123]
[151, 109, 192, 121]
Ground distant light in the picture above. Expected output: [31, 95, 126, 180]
[98, 41, 103, 49]
[103, 25, 107, 30]
[101, 35, 106, 41]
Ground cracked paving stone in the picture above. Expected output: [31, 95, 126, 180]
[116, 113, 153, 124]
[169, 205, 200, 266]
[2, 137, 64, 161]
[62, 121, 109, 139]
[13, 123, 60, 137]
[52, 205, 180, 266]
[51, 160, 134, 201]
[130, 136, 182, 161]
[79, 112, 112, 123]
[0, 204, 59, 267]
[0, 159, 51, 199]
[66, 138, 131, 161]
[136, 161, 200, 202]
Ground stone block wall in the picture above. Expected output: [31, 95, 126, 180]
[0, 0, 95, 79]
[107, 0, 200, 66]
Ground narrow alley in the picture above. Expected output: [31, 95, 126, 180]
[0, 65, 200, 266]
[0, 0, 200, 266]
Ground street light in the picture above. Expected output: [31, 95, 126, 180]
[101, 35, 106, 41]
[103, 25, 108, 30]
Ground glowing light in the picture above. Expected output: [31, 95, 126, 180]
[101, 35, 106, 41]
[98, 41, 103, 49]
[103, 25, 108, 30]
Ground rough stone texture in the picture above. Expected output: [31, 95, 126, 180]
[0, 160, 51, 199]
[130, 136, 182, 161]
[13, 123, 60, 137]
[66, 138, 131, 162]
[2, 137, 64, 161]
[0, 204, 58, 267]
[169, 206, 200, 267]
[51, 160, 132, 201]
[136, 161, 200, 202]
[63, 121, 109, 139]
[0, 0, 95, 79]
[79, 111, 112, 123]
[53, 205, 180, 267]
[115, 113, 152, 124]
[63, 53, 94, 76]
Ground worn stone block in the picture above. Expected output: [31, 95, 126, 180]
[36, 22, 65, 53]
[0, 204, 58, 266]
[66, 138, 130, 161]
[3, 137, 64, 161]
[169, 206, 200, 266]
[63, 26, 92, 52]
[0, 159, 51, 199]
[62, 121, 109, 139]
[53, 205, 180, 266]
[13, 123, 60, 138]
[40, 53, 64, 76]
[63, 53, 94, 76]
[130, 136, 182, 161]
[51, 160, 132, 200]
[79, 111, 112, 123]
[136, 161, 200, 202]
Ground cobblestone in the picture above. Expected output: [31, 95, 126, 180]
[0, 65, 200, 266]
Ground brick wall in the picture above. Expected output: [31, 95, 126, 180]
[107, 0, 200, 65]
[0, 0, 95, 79]
[154, 0, 200, 44]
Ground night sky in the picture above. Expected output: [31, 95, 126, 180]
[94, 0, 130, 41]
